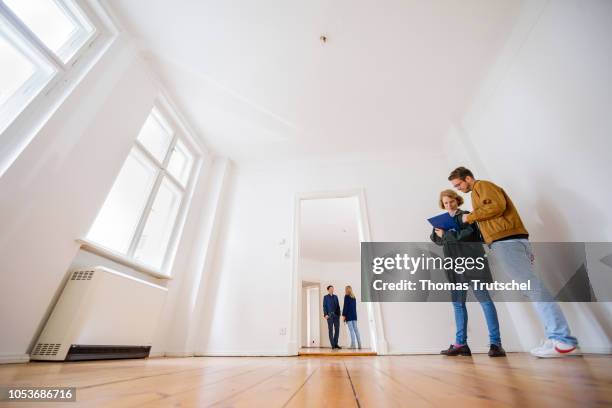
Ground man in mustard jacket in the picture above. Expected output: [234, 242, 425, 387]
[448, 166, 580, 358]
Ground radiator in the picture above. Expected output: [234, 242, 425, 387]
[31, 266, 168, 361]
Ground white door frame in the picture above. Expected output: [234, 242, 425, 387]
[288, 188, 388, 355]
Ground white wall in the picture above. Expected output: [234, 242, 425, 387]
[159, 158, 230, 357]
[0, 38, 152, 362]
[191, 154, 519, 355]
[192, 0, 612, 356]
[444, 0, 612, 353]
[0, 36, 220, 362]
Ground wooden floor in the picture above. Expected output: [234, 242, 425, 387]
[0, 354, 610, 407]
[298, 347, 376, 356]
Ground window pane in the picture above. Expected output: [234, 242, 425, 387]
[0, 33, 36, 106]
[87, 148, 157, 254]
[4, 0, 93, 62]
[167, 139, 193, 186]
[0, 26, 55, 133]
[133, 177, 183, 269]
[136, 111, 173, 163]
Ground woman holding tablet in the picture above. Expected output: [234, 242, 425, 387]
[430, 189, 506, 357]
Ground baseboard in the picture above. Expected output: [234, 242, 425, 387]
[145, 346, 612, 359]
[384, 347, 521, 355]
[386, 346, 611, 355]
[377, 339, 389, 355]
[164, 351, 195, 358]
[194, 351, 293, 357]
[286, 341, 298, 355]
[0, 354, 30, 364]
[580, 346, 612, 354]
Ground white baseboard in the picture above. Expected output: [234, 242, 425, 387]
[0, 354, 30, 364]
[580, 346, 612, 354]
[194, 351, 293, 357]
[286, 341, 298, 355]
[164, 351, 195, 358]
[385, 347, 611, 355]
[149, 346, 612, 359]
[377, 339, 389, 355]
[148, 351, 166, 358]
[383, 347, 523, 355]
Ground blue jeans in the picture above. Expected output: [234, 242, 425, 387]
[346, 320, 361, 348]
[451, 288, 501, 346]
[490, 239, 578, 346]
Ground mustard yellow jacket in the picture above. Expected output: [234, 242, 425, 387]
[465, 180, 529, 244]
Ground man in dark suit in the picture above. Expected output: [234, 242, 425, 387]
[323, 285, 341, 349]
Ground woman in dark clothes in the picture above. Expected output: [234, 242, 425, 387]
[341, 286, 361, 349]
[430, 189, 506, 357]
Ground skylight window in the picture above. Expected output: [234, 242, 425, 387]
[3, 0, 94, 62]
[0, 0, 102, 172]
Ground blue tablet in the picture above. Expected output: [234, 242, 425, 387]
[427, 212, 459, 230]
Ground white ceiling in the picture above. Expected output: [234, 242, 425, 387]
[106, 0, 523, 162]
[299, 197, 360, 262]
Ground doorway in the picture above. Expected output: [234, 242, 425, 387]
[302, 282, 321, 348]
[290, 190, 387, 356]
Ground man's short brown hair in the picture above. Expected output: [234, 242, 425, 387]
[448, 166, 474, 181]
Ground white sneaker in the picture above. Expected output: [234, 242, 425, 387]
[530, 339, 581, 358]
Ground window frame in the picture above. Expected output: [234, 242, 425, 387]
[0, 12, 57, 127]
[2, 0, 96, 64]
[86, 101, 201, 277]
[0, 0, 115, 177]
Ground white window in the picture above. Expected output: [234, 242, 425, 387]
[0, 0, 98, 151]
[87, 106, 197, 273]
[3, 0, 94, 62]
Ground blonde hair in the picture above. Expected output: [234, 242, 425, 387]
[345, 285, 356, 299]
[438, 189, 464, 209]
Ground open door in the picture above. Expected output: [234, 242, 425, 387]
[291, 191, 386, 356]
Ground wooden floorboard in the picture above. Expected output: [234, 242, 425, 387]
[0, 354, 610, 407]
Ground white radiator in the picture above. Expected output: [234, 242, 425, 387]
[31, 266, 168, 361]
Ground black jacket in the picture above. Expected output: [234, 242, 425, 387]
[429, 209, 492, 283]
[342, 295, 357, 321]
[323, 294, 340, 317]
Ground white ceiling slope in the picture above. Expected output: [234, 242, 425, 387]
[107, 0, 523, 162]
